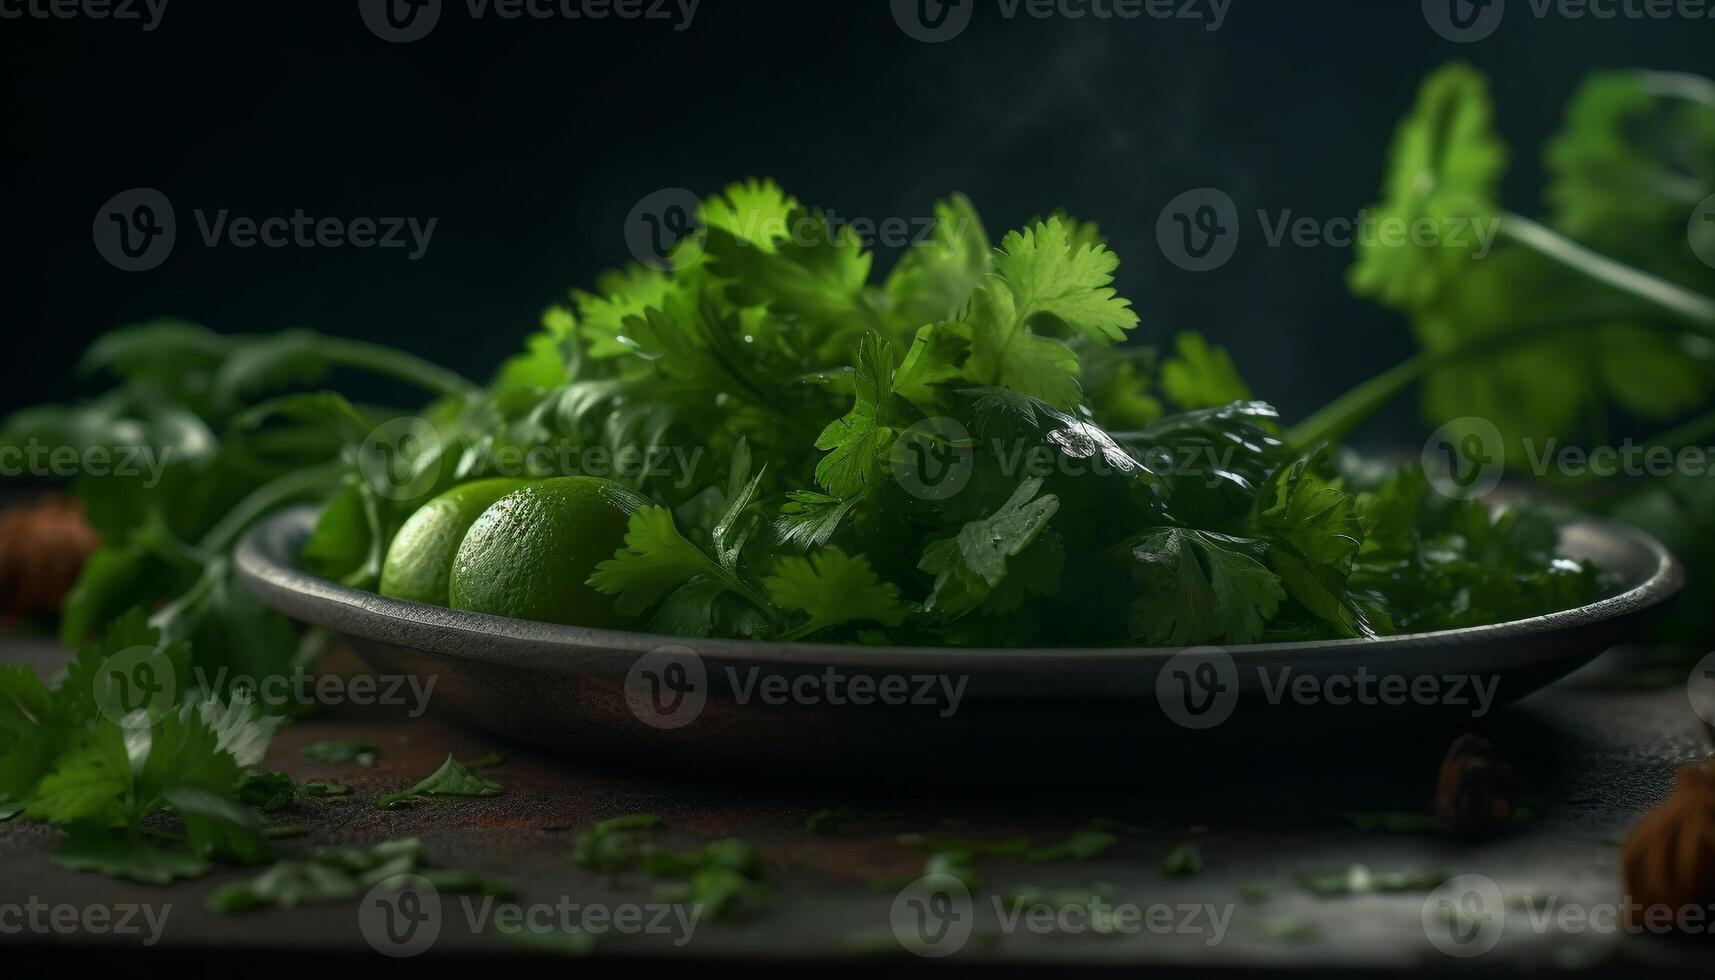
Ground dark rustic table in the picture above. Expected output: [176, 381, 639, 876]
[3, 634, 1711, 974]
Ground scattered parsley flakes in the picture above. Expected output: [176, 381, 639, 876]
[302, 739, 377, 767]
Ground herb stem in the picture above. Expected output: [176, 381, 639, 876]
[1287, 317, 1645, 448]
[320, 337, 481, 401]
[196, 462, 348, 555]
[1499, 213, 1715, 328]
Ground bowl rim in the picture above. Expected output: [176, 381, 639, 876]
[235, 505, 1684, 672]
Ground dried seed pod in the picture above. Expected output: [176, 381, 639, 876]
[1621, 764, 1715, 933]
[1436, 734, 1515, 836]
[0, 495, 100, 619]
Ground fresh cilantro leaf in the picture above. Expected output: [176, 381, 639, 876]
[772, 490, 860, 552]
[1253, 458, 1371, 637]
[813, 333, 901, 497]
[1128, 528, 1284, 645]
[645, 838, 773, 920]
[53, 824, 212, 884]
[572, 264, 677, 359]
[25, 722, 132, 825]
[1159, 332, 1252, 410]
[990, 217, 1140, 343]
[892, 321, 970, 410]
[207, 837, 504, 912]
[764, 547, 908, 639]
[919, 477, 1060, 620]
[238, 771, 295, 811]
[884, 195, 992, 328]
[962, 281, 1084, 410]
[588, 505, 774, 626]
[699, 178, 802, 251]
[1545, 70, 1715, 266]
[1350, 62, 1507, 312]
[1162, 843, 1203, 877]
[162, 786, 270, 864]
[572, 813, 662, 872]
[375, 754, 503, 810]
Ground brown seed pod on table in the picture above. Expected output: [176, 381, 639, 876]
[0, 494, 100, 620]
[1620, 763, 1715, 934]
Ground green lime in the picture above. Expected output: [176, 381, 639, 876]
[449, 476, 648, 627]
[379, 478, 531, 606]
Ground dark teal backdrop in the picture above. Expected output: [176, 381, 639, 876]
[2, 0, 1709, 440]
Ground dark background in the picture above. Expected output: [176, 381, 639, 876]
[2, 0, 1709, 440]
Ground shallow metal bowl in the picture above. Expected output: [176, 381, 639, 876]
[237, 506, 1682, 781]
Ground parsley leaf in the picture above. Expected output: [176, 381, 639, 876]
[919, 477, 1061, 620]
[1159, 332, 1252, 410]
[813, 333, 902, 497]
[1350, 61, 1507, 312]
[764, 547, 908, 639]
[1128, 528, 1284, 646]
[375, 754, 503, 810]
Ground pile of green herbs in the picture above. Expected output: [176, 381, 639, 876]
[1, 61, 1711, 883]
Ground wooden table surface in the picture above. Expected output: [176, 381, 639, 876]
[3, 634, 1711, 974]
